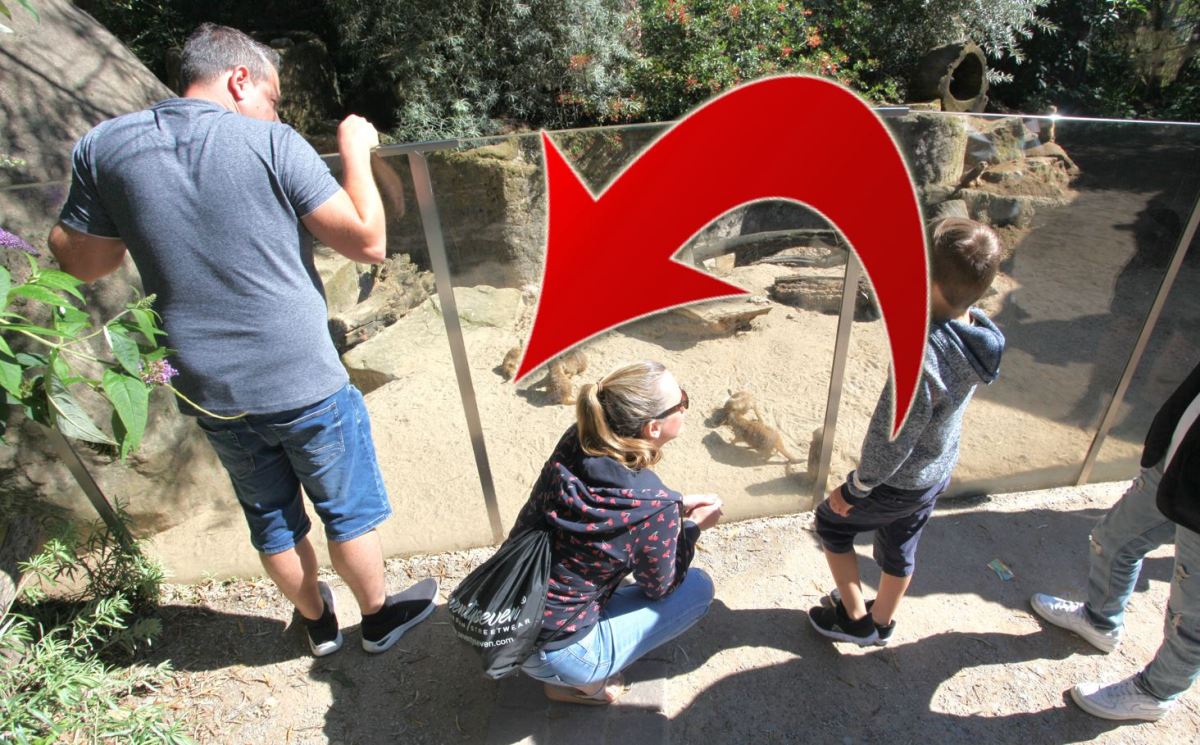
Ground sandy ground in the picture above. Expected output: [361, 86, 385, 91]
[133, 480, 1198, 744]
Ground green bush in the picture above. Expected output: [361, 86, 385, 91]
[0, 510, 189, 744]
[809, 0, 1051, 94]
[325, 0, 638, 140]
[632, 0, 864, 120]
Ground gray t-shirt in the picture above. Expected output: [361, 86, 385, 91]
[60, 98, 347, 416]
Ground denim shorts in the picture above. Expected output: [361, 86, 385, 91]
[197, 382, 391, 554]
[815, 477, 950, 577]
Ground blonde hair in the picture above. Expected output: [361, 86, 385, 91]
[930, 217, 1003, 311]
[576, 360, 676, 470]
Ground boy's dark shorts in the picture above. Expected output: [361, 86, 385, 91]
[815, 476, 950, 577]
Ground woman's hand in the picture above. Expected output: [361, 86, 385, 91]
[685, 496, 723, 530]
[682, 493, 721, 515]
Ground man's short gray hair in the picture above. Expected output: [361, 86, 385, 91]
[180, 23, 280, 90]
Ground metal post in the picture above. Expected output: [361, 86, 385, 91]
[813, 254, 862, 502]
[407, 152, 505, 542]
[43, 425, 134, 550]
[1076, 191, 1200, 485]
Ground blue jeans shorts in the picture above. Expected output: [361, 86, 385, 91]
[815, 477, 950, 577]
[197, 383, 391, 555]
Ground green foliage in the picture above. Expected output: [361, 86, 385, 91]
[0, 251, 172, 459]
[0, 510, 189, 743]
[633, 0, 859, 120]
[992, 0, 1200, 121]
[810, 0, 1052, 94]
[324, 0, 639, 140]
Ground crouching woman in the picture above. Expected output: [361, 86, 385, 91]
[513, 360, 721, 705]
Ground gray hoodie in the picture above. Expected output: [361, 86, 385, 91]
[846, 308, 1005, 497]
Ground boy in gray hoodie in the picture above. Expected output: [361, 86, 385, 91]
[809, 217, 1006, 646]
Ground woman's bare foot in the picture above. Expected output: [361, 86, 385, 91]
[543, 674, 626, 705]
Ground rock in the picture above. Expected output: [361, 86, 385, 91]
[928, 199, 970, 221]
[426, 140, 543, 286]
[957, 189, 1070, 229]
[886, 112, 968, 188]
[0, 0, 172, 187]
[964, 118, 1036, 168]
[268, 33, 342, 138]
[702, 254, 737, 275]
[1024, 142, 1081, 176]
[753, 244, 844, 269]
[327, 254, 433, 352]
[769, 274, 878, 320]
[430, 285, 524, 329]
[670, 297, 772, 334]
[314, 247, 368, 316]
[340, 299, 453, 394]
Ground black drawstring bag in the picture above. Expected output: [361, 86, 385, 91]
[449, 527, 553, 679]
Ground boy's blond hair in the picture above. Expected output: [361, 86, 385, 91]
[930, 218, 1003, 312]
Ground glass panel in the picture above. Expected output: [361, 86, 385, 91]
[0, 156, 489, 579]
[424, 124, 846, 526]
[322, 151, 492, 552]
[832, 113, 1200, 497]
[1091, 234, 1200, 483]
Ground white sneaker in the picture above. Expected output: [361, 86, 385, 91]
[1030, 593, 1122, 653]
[1071, 676, 1174, 721]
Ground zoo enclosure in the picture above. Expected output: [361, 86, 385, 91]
[3, 108, 1198, 571]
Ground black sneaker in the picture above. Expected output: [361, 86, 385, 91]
[825, 588, 894, 645]
[874, 619, 895, 645]
[808, 600, 880, 646]
[361, 578, 439, 654]
[301, 581, 343, 657]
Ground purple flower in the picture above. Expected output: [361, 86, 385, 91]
[0, 227, 38, 255]
[140, 359, 179, 386]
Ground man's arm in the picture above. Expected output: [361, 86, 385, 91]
[48, 223, 127, 282]
[301, 115, 386, 264]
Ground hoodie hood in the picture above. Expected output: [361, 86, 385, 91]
[538, 428, 682, 537]
[928, 309, 1004, 387]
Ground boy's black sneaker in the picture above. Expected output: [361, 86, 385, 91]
[808, 600, 880, 646]
[874, 619, 895, 645]
[825, 588, 894, 646]
[301, 581, 343, 657]
[361, 578, 439, 654]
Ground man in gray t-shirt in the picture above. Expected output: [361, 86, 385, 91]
[49, 24, 436, 658]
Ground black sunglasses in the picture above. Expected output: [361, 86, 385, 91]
[651, 389, 689, 420]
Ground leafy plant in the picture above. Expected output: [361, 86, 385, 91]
[633, 0, 858, 120]
[0, 509, 190, 744]
[0, 234, 185, 460]
[325, 0, 639, 139]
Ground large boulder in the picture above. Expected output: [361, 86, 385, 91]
[886, 112, 968, 189]
[0, 0, 172, 187]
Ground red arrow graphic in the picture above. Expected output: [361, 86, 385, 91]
[515, 75, 928, 438]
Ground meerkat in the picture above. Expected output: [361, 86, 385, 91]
[544, 359, 574, 405]
[500, 345, 522, 380]
[714, 389, 764, 425]
[716, 390, 798, 462]
[543, 349, 589, 405]
[960, 160, 990, 190]
[558, 348, 588, 377]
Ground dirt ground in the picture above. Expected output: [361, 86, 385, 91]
[132, 480, 1198, 744]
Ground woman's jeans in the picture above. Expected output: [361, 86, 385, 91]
[521, 568, 714, 688]
[1086, 464, 1200, 700]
